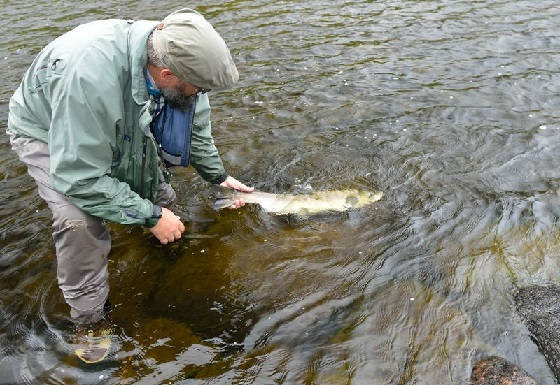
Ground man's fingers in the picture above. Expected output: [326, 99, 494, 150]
[151, 209, 187, 244]
[235, 182, 253, 192]
[228, 199, 246, 209]
[221, 176, 253, 192]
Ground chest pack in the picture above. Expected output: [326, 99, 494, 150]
[150, 98, 197, 167]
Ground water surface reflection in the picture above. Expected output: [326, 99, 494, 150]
[1, 0, 560, 384]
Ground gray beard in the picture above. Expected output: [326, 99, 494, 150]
[161, 87, 195, 109]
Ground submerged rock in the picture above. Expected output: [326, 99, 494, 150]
[515, 285, 560, 383]
[469, 356, 540, 385]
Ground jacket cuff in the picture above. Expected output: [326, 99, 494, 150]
[145, 205, 162, 228]
[212, 173, 228, 185]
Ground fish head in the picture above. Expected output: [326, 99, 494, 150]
[212, 186, 237, 211]
[342, 190, 383, 208]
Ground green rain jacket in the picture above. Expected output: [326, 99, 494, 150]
[7, 19, 227, 227]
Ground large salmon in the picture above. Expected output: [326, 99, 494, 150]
[214, 189, 383, 215]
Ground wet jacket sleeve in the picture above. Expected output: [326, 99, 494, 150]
[48, 62, 156, 225]
[190, 94, 227, 184]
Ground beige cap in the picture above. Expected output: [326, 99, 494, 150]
[152, 8, 239, 90]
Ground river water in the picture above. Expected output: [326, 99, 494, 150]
[1, 1, 560, 384]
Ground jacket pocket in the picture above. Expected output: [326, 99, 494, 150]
[111, 120, 125, 168]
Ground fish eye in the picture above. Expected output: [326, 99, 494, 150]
[346, 196, 358, 205]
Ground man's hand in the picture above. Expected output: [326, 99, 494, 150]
[219, 176, 254, 209]
[149, 208, 185, 244]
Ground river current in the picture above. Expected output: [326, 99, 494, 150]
[1, 1, 560, 384]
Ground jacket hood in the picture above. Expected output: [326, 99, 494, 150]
[129, 20, 159, 104]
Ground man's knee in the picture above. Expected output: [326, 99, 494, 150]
[51, 204, 110, 243]
[51, 203, 110, 276]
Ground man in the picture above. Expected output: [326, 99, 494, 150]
[7, 8, 252, 361]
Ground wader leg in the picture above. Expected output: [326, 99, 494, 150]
[9, 136, 110, 324]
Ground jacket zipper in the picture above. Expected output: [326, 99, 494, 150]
[186, 95, 197, 165]
[140, 135, 147, 197]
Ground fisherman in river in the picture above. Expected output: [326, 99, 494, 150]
[6, 8, 253, 362]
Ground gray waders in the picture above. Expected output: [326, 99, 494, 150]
[9, 135, 176, 324]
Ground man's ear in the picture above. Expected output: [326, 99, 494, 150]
[160, 68, 178, 81]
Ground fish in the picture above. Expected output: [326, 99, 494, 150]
[213, 189, 383, 215]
